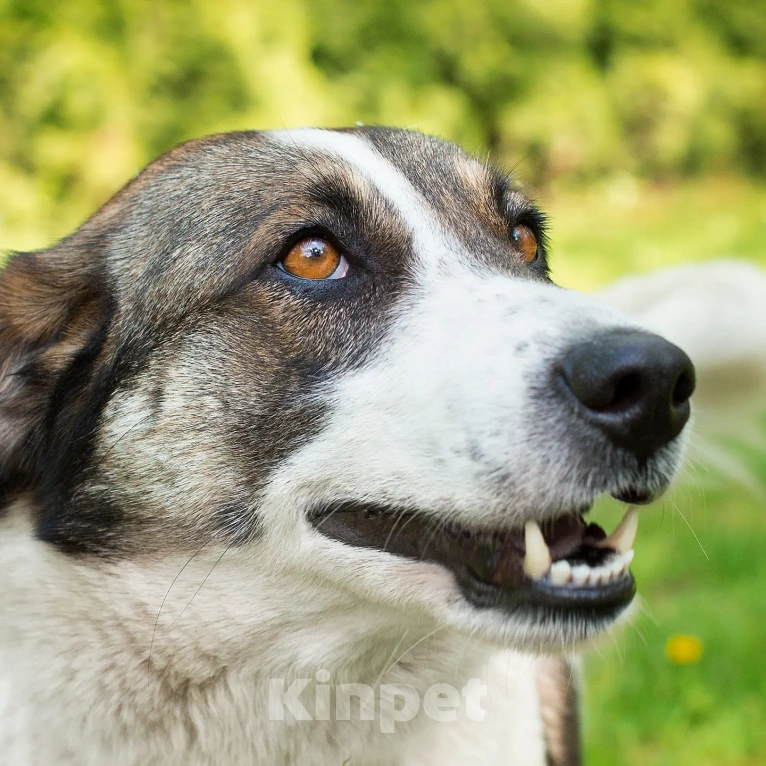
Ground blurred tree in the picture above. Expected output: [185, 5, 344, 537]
[1, 0, 764, 248]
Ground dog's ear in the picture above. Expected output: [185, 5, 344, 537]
[0, 245, 107, 491]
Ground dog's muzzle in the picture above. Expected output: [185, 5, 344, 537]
[309, 328, 695, 628]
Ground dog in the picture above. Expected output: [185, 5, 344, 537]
[0, 126, 726, 765]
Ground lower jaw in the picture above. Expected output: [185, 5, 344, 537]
[309, 502, 638, 625]
[455, 566, 636, 624]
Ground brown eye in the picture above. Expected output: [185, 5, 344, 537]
[511, 225, 538, 264]
[279, 237, 349, 280]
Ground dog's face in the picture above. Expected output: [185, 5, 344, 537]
[0, 128, 694, 655]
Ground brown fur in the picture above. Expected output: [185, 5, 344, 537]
[537, 658, 581, 766]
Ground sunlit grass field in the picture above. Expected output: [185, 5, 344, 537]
[545, 177, 766, 766]
[2, 172, 764, 765]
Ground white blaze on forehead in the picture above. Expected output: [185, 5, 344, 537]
[270, 128, 455, 270]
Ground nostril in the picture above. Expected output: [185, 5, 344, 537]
[605, 372, 642, 413]
[672, 367, 695, 407]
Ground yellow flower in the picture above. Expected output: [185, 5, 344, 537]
[665, 634, 703, 665]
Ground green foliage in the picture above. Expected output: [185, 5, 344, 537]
[1, 0, 766, 250]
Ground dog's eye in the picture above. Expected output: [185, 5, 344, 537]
[511, 225, 538, 264]
[279, 237, 349, 280]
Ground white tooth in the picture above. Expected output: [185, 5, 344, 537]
[549, 560, 572, 585]
[571, 564, 590, 586]
[597, 506, 639, 553]
[524, 521, 552, 579]
[612, 550, 634, 578]
[608, 557, 623, 577]
[596, 568, 607, 585]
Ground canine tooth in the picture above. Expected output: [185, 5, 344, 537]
[524, 522, 552, 579]
[571, 564, 590, 586]
[597, 506, 639, 553]
[549, 560, 572, 585]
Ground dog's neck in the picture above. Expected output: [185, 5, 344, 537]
[0, 498, 551, 765]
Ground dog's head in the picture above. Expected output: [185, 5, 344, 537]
[0, 128, 694, 654]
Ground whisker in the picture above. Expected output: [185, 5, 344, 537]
[670, 499, 709, 560]
[371, 630, 410, 690]
[148, 541, 211, 667]
[164, 545, 232, 633]
[382, 507, 419, 551]
[378, 626, 446, 683]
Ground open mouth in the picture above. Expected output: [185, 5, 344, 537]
[309, 503, 638, 621]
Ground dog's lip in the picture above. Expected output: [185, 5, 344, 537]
[308, 502, 637, 616]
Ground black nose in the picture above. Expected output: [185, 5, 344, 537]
[558, 330, 696, 457]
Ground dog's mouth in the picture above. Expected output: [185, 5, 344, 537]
[309, 502, 638, 620]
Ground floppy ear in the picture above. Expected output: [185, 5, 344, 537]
[0, 246, 106, 491]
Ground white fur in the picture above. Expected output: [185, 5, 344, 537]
[0, 502, 552, 765]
